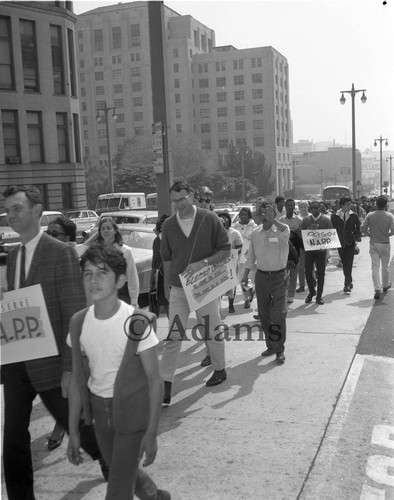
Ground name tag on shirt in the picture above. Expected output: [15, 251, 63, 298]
[269, 237, 278, 244]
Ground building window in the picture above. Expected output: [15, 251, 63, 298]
[114, 99, 124, 108]
[56, 113, 69, 162]
[83, 130, 88, 139]
[0, 16, 14, 90]
[67, 29, 76, 96]
[82, 116, 88, 125]
[198, 63, 208, 73]
[80, 59, 84, 68]
[130, 23, 140, 46]
[199, 79, 209, 88]
[217, 92, 226, 102]
[235, 121, 245, 131]
[173, 63, 179, 73]
[235, 106, 245, 116]
[176, 124, 182, 133]
[135, 127, 144, 135]
[95, 72, 104, 81]
[50, 25, 64, 94]
[234, 75, 244, 85]
[132, 82, 142, 92]
[218, 139, 228, 149]
[96, 101, 105, 110]
[173, 48, 179, 58]
[2, 110, 20, 158]
[254, 137, 264, 147]
[201, 140, 211, 150]
[134, 112, 143, 121]
[94, 57, 103, 66]
[194, 30, 199, 48]
[200, 109, 210, 118]
[234, 91, 245, 100]
[116, 128, 125, 137]
[251, 57, 262, 68]
[112, 26, 121, 49]
[201, 34, 207, 51]
[218, 122, 227, 133]
[20, 19, 39, 92]
[217, 107, 227, 117]
[98, 129, 107, 139]
[116, 113, 124, 123]
[113, 69, 122, 79]
[78, 30, 83, 39]
[252, 73, 262, 83]
[253, 104, 263, 114]
[252, 88, 263, 99]
[175, 109, 181, 119]
[94, 29, 103, 51]
[131, 67, 140, 77]
[79, 44, 83, 53]
[81, 87, 86, 97]
[81, 102, 87, 111]
[62, 183, 72, 209]
[27, 111, 43, 162]
[80, 73, 85, 83]
[99, 145, 107, 154]
[175, 94, 180, 104]
[233, 59, 244, 70]
[216, 77, 226, 87]
[200, 94, 209, 103]
[96, 86, 104, 95]
[133, 96, 142, 106]
[114, 84, 123, 93]
[130, 53, 140, 62]
[253, 120, 264, 130]
[201, 123, 210, 133]
[215, 61, 226, 71]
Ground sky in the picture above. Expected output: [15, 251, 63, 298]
[73, 0, 394, 153]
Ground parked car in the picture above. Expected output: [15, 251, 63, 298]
[0, 211, 65, 253]
[76, 223, 156, 295]
[213, 203, 235, 212]
[64, 209, 99, 241]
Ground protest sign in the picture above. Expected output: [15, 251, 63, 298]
[301, 228, 341, 251]
[1, 284, 58, 365]
[179, 251, 238, 312]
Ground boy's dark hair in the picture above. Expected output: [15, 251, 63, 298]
[52, 217, 77, 242]
[80, 241, 127, 279]
[218, 211, 232, 227]
[339, 196, 352, 206]
[376, 196, 388, 209]
[285, 197, 295, 205]
[3, 185, 43, 215]
[169, 180, 193, 194]
[275, 195, 285, 204]
[97, 217, 123, 245]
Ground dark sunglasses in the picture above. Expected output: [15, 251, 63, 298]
[46, 230, 66, 238]
[199, 198, 211, 203]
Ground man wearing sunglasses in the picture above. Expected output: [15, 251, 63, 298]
[194, 186, 214, 211]
[47, 216, 77, 247]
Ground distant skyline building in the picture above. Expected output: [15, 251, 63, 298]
[75, 1, 293, 195]
[0, 1, 86, 211]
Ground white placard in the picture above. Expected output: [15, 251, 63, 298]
[1, 284, 59, 365]
[301, 228, 341, 251]
[179, 252, 238, 312]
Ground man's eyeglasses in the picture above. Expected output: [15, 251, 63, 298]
[198, 198, 211, 203]
[171, 193, 192, 205]
[46, 230, 66, 238]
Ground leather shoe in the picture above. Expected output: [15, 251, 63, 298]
[316, 297, 324, 305]
[244, 299, 250, 309]
[305, 291, 316, 303]
[343, 285, 351, 293]
[253, 314, 260, 320]
[163, 381, 172, 405]
[296, 286, 305, 293]
[374, 290, 381, 300]
[383, 284, 391, 292]
[276, 352, 285, 364]
[47, 430, 65, 451]
[206, 369, 227, 387]
[200, 355, 211, 367]
[261, 348, 275, 357]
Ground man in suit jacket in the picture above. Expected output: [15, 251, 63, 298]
[2, 185, 102, 500]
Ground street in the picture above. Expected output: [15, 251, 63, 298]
[1, 235, 394, 499]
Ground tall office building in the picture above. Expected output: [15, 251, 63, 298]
[0, 1, 86, 211]
[76, 1, 293, 195]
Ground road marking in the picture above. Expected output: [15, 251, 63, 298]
[360, 484, 386, 499]
[366, 455, 394, 488]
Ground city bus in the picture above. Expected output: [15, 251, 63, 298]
[95, 192, 146, 215]
[322, 185, 350, 204]
[146, 193, 157, 210]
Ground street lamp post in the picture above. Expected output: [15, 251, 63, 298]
[374, 136, 389, 195]
[96, 103, 117, 193]
[386, 155, 393, 199]
[291, 159, 298, 197]
[340, 83, 367, 198]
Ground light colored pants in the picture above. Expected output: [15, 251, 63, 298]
[298, 249, 305, 288]
[160, 286, 225, 382]
[369, 243, 391, 291]
[287, 263, 298, 298]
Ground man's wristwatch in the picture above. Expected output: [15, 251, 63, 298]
[203, 259, 209, 266]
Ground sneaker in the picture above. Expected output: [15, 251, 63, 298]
[253, 314, 260, 320]
[343, 285, 351, 293]
[200, 355, 211, 367]
[383, 284, 391, 292]
[374, 290, 381, 300]
[206, 369, 227, 387]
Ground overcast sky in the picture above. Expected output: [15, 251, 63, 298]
[73, 0, 394, 153]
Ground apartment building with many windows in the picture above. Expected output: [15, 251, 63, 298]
[76, 1, 292, 194]
[0, 1, 87, 211]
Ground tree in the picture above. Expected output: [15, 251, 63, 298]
[84, 163, 110, 209]
[253, 153, 276, 197]
[171, 133, 209, 178]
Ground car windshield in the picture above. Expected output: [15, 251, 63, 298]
[65, 211, 80, 219]
[122, 230, 156, 249]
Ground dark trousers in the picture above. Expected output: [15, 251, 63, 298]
[305, 250, 327, 299]
[3, 362, 101, 500]
[255, 270, 287, 353]
[338, 243, 355, 286]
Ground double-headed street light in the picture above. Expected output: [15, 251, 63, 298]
[340, 83, 367, 198]
[374, 136, 389, 195]
[96, 103, 117, 193]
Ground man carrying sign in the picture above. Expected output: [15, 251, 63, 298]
[161, 181, 230, 404]
[2, 186, 103, 500]
[301, 201, 333, 305]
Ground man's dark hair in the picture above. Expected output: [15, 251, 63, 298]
[339, 196, 352, 206]
[97, 217, 123, 245]
[275, 195, 285, 204]
[51, 217, 77, 242]
[80, 241, 127, 279]
[169, 181, 192, 194]
[3, 185, 43, 215]
[217, 211, 232, 227]
[376, 196, 388, 209]
[285, 198, 295, 205]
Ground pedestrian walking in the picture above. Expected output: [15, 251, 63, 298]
[361, 196, 394, 299]
[295, 200, 310, 293]
[161, 181, 230, 404]
[331, 196, 362, 293]
[242, 201, 289, 364]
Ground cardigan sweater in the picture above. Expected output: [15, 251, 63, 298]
[161, 207, 230, 287]
[331, 210, 361, 247]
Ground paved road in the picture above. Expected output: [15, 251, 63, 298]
[1, 236, 394, 499]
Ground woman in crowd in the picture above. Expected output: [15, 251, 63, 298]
[150, 214, 169, 317]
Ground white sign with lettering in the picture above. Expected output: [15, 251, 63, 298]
[302, 228, 341, 251]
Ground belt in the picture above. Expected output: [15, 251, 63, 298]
[257, 268, 286, 275]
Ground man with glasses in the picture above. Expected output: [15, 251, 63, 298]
[194, 186, 214, 211]
[47, 216, 77, 247]
[160, 181, 230, 404]
[301, 201, 333, 305]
